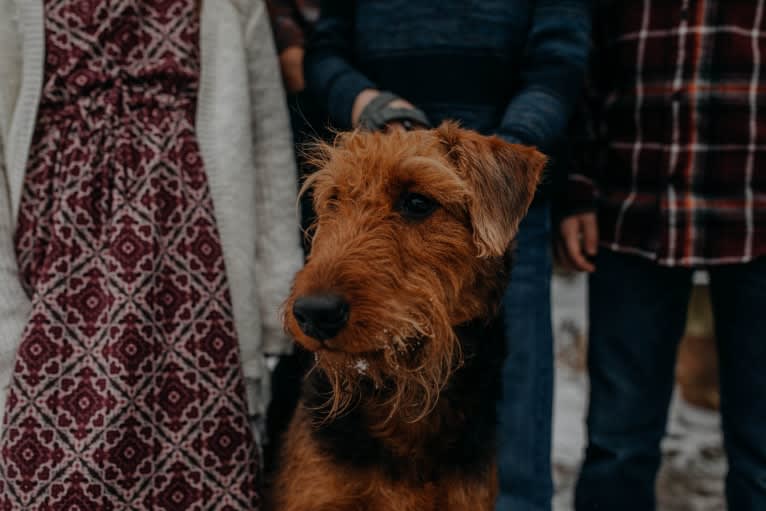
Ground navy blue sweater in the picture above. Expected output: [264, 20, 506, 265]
[305, 0, 591, 160]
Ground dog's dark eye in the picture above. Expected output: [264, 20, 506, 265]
[320, 191, 339, 212]
[397, 192, 438, 220]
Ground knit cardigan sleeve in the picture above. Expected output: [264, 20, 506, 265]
[0, 0, 31, 417]
[0, 137, 31, 413]
[244, 0, 303, 355]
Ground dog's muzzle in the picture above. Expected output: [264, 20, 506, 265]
[292, 294, 350, 342]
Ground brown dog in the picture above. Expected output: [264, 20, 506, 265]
[271, 122, 546, 511]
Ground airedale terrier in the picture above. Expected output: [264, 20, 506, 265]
[272, 122, 546, 511]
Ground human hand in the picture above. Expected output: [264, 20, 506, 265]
[351, 89, 425, 130]
[280, 46, 305, 93]
[351, 89, 380, 127]
[555, 212, 598, 272]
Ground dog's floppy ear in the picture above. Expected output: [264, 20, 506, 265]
[436, 121, 547, 257]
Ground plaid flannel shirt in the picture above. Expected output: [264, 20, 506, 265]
[265, 0, 319, 53]
[568, 0, 766, 266]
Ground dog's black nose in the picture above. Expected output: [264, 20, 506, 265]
[292, 294, 350, 341]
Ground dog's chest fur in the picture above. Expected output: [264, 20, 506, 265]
[302, 315, 505, 484]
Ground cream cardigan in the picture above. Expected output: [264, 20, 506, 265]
[0, 0, 303, 424]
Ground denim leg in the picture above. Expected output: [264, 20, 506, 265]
[574, 250, 693, 511]
[495, 202, 554, 511]
[708, 257, 766, 510]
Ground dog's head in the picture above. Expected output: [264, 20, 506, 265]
[285, 121, 546, 419]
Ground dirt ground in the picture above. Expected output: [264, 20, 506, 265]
[551, 273, 726, 511]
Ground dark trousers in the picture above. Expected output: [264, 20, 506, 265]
[496, 201, 554, 511]
[575, 249, 766, 510]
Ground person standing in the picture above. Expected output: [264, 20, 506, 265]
[558, 2, 766, 509]
[305, 2, 591, 509]
[0, 0, 301, 508]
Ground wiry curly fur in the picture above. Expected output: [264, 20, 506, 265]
[271, 122, 546, 511]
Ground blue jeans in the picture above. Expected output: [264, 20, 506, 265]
[495, 201, 554, 511]
[575, 249, 766, 510]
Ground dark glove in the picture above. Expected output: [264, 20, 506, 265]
[357, 91, 431, 132]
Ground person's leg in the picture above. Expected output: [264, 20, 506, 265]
[495, 201, 554, 511]
[574, 250, 693, 511]
[708, 257, 766, 510]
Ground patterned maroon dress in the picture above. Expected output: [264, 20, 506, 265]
[0, 1, 261, 509]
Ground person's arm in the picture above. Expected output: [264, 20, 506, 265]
[265, 0, 308, 54]
[556, 8, 609, 273]
[304, 0, 376, 129]
[497, 0, 591, 156]
[265, 0, 309, 92]
[553, 106, 599, 272]
[0, 0, 31, 418]
[0, 139, 32, 414]
[244, 0, 304, 355]
[562, 3, 607, 219]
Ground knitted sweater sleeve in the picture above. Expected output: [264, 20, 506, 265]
[244, 0, 303, 355]
[0, 134, 30, 411]
[497, 0, 592, 156]
[0, 0, 30, 417]
[304, 0, 376, 129]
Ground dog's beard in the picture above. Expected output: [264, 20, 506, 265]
[309, 301, 460, 425]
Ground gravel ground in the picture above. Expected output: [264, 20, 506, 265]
[551, 274, 726, 511]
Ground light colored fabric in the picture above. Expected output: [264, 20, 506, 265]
[198, 0, 302, 418]
[0, 0, 302, 425]
[0, 112, 30, 426]
[7, 1, 44, 225]
[0, 0, 33, 426]
[0, 0, 21, 142]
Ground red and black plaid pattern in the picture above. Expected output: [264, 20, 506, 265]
[570, 0, 766, 266]
[0, 1, 260, 509]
